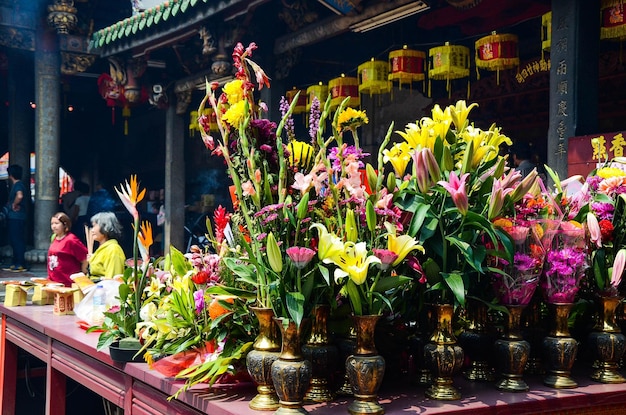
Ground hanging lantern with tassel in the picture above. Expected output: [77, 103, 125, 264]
[541, 11, 551, 61]
[329, 74, 360, 111]
[428, 42, 470, 99]
[306, 82, 328, 113]
[601, 0, 626, 40]
[358, 58, 391, 98]
[189, 108, 218, 137]
[475, 32, 519, 85]
[286, 87, 307, 114]
[388, 45, 426, 94]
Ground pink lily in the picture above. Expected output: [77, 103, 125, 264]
[611, 249, 626, 288]
[586, 212, 602, 249]
[438, 172, 469, 215]
[412, 148, 440, 194]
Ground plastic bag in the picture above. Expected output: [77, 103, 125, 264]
[74, 279, 121, 326]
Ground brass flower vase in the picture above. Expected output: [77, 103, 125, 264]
[588, 295, 626, 383]
[542, 303, 578, 388]
[458, 298, 495, 381]
[346, 315, 386, 415]
[494, 305, 531, 392]
[247, 307, 281, 411]
[302, 305, 338, 403]
[423, 304, 464, 400]
[271, 318, 312, 415]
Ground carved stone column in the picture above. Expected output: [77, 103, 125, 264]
[547, 0, 599, 178]
[34, 29, 61, 250]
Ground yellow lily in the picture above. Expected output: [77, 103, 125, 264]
[115, 174, 146, 220]
[333, 241, 381, 285]
[448, 100, 478, 132]
[429, 104, 453, 139]
[382, 142, 412, 177]
[396, 121, 437, 151]
[310, 223, 343, 264]
[387, 233, 424, 267]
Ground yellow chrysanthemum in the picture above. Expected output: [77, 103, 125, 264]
[597, 166, 626, 179]
[223, 79, 245, 105]
[493, 217, 513, 228]
[336, 107, 368, 132]
[222, 100, 247, 128]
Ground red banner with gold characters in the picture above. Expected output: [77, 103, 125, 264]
[568, 131, 626, 177]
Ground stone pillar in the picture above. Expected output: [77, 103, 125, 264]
[164, 97, 185, 253]
[34, 30, 61, 251]
[7, 50, 33, 173]
[547, 0, 599, 178]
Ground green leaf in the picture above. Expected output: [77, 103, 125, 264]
[317, 265, 330, 286]
[169, 246, 191, 277]
[407, 203, 431, 237]
[344, 279, 362, 315]
[443, 272, 465, 307]
[371, 275, 411, 292]
[446, 236, 482, 272]
[593, 249, 607, 291]
[286, 291, 305, 327]
[366, 199, 377, 233]
[296, 192, 310, 220]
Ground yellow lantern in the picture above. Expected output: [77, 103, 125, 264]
[475, 32, 519, 85]
[358, 58, 391, 96]
[428, 42, 470, 99]
[388, 45, 426, 91]
[306, 82, 328, 112]
[329, 74, 360, 111]
[189, 110, 199, 135]
[286, 87, 307, 114]
[541, 11, 551, 59]
[189, 108, 217, 136]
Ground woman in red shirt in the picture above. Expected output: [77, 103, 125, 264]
[48, 212, 88, 286]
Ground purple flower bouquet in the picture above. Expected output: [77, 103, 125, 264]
[540, 224, 587, 304]
[490, 224, 546, 306]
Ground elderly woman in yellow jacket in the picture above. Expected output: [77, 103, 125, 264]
[88, 212, 126, 278]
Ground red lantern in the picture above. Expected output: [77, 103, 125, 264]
[388, 46, 426, 92]
[286, 87, 307, 114]
[475, 32, 519, 85]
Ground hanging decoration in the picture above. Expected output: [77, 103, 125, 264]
[388, 45, 426, 94]
[96, 57, 148, 135]
[541, 11, 551, 60]
[475, 32, 519, 85]
[601, 0, 626, 41]
[329, 74, 360, 111]
[306, 82, 328, 113]
[358, 58, 391, 98]
[428, 42, 470, 99]
[286, 87, 307, 114]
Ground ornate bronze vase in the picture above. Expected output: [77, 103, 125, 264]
[423, 304, 464, 400]
[494, 304, 531, 392]
[458, 298, 495, 381]
[246, 307, 281, 411]
[542, 303, 578, 388]
[271, 318, 312, 415]
[302, 305, 338, 403]
[588, 295, 626, 383]
[345, 315, 386, 415]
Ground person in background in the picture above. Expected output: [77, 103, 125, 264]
[61, 186, 80, 218]
[88, 211, 126, 278]
[3, 164, 27, 272]
[87, 182, 117, 218]
[71, 182, 91, 244]
[48, 212, 88, 287]
[510, 142, 536, 178]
